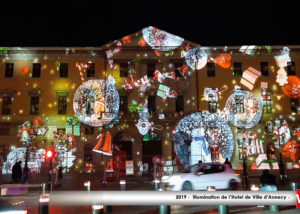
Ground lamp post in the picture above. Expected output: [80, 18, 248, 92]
[17, 118, 48, 183]
[273, 120, 286, 185]
[242, 138, 249, 188]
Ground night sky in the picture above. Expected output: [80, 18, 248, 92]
[1, 1, 300, 46]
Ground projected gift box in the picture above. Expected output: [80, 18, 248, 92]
[255, 154, 279, 170]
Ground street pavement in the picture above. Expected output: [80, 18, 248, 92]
[1, 170, 300, 213]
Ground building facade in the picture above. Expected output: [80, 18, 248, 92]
[0, 28, 299, 178]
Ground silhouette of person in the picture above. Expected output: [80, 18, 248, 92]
[12, 161, 22, 183]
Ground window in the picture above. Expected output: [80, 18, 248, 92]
[174, 62, 183, 77]
[290, 98, 299, 113]
[198, 164, 224, 174]
[208, 102, 217, 113]
[175, 95, 184, 112]
[84, 144, 93, 162]
[260, 62, 269, 76]
[148, 96, 156, 113]
[59, 63, 68, 78]
[207, 62, 215, 77]
[2, 96, 12, 115]
[233, 62, 242, 77]
[0, 123, 9, 136]
[120, 63, 128, 77]
[32, 63, 41, 78]
[261, 89, 272, 113]
[57, 128, 65, 135]
[86, 63, 95, 78]
[147, 63, 156, 77]
[85, 126, 94, 135]
[5, 63, 13, 78]
[30, 96, 39, 115]
[58, 96, 67, 115]
[119, 96, 128, 114]
[287, 61, 296, 75]
[235, 95, 244, 113]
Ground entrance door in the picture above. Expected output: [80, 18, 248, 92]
[142, 139, 162, 177]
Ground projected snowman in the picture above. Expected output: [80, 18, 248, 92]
[190, 127, 211, 165]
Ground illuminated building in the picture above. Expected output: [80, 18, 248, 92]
[0, 29, 299, 176]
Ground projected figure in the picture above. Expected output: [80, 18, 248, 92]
[190, 127, 211, 165]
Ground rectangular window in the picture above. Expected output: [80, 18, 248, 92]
[233, 62, 242, 77]
[30, 96, 39, 115]
[208, 102, 217, 113]
[58, 96, 67, 115]
[85, 126, 94, 135]
[59, 63, 68, 78]
[147, 63, 156, 77]
[32, 63, 41, 78]
[207, 62, 215, 77]
[0, 123, 9, 136]
[174, 62, 183, 77]
[290, 98, 299, 113]
[5, 63, 14, 78]
[119, 96, 128, 114]
[57, 128, 66, 135]
[2, 96, 12, 115]
[260, 62, 269, 76]
[235, 95, 244, 113]
[175, 95, 184, 112]
[86, 63, 95, 78]
[120, 63, 128, 77]
[287, 61, 296, 75]
[148, 96, 156, 113]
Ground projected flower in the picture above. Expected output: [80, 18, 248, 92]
[185, 47, 208, 70]
[73, 79, 119, 127]
[142, 26, 184, 51]
[173, 111, 234, 168]
[224, 89, 262, 129]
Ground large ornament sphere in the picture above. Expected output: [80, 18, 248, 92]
[73, 79, 119, 127]
[185, 47, 208, 70]
[142, 26, 184, 51]
[173, 111, 234, 169]
[224, 89, 262, 129]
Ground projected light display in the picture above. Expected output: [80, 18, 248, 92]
[224, 87, 263, 129]
[173, 111, 234, 168]
[2, 148, 45, 174]
[142, 26, 184, 51]
[73, 79, 119, 127]
[185, 47, 208, 70]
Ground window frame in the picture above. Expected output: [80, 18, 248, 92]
[57, 95, 67, 115]
[5, 63, 14, 78]
[233, 62, 243, 77]
[260, 62, 269, 76]
[119, 63, 129, 77]
[32, 63, 41, 78]
[59, 63, 68, 78]
[86, 63, 95, 78]
[207, 62, 216, 77]
[30, 96, 40, 115]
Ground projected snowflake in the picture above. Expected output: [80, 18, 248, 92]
[73, 79, 119, 127]
[142, 26, 184, 51]
[173, 111, 234, 168]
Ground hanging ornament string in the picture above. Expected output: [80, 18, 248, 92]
[76, 62, 87, 83]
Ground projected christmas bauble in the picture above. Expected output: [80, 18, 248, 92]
[224, 89, 262, 129]
[173, 111, 234, 168]
[185, 47, 208, 70]
[73, 79, 119, 127]
[142, 26, 184, 51]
